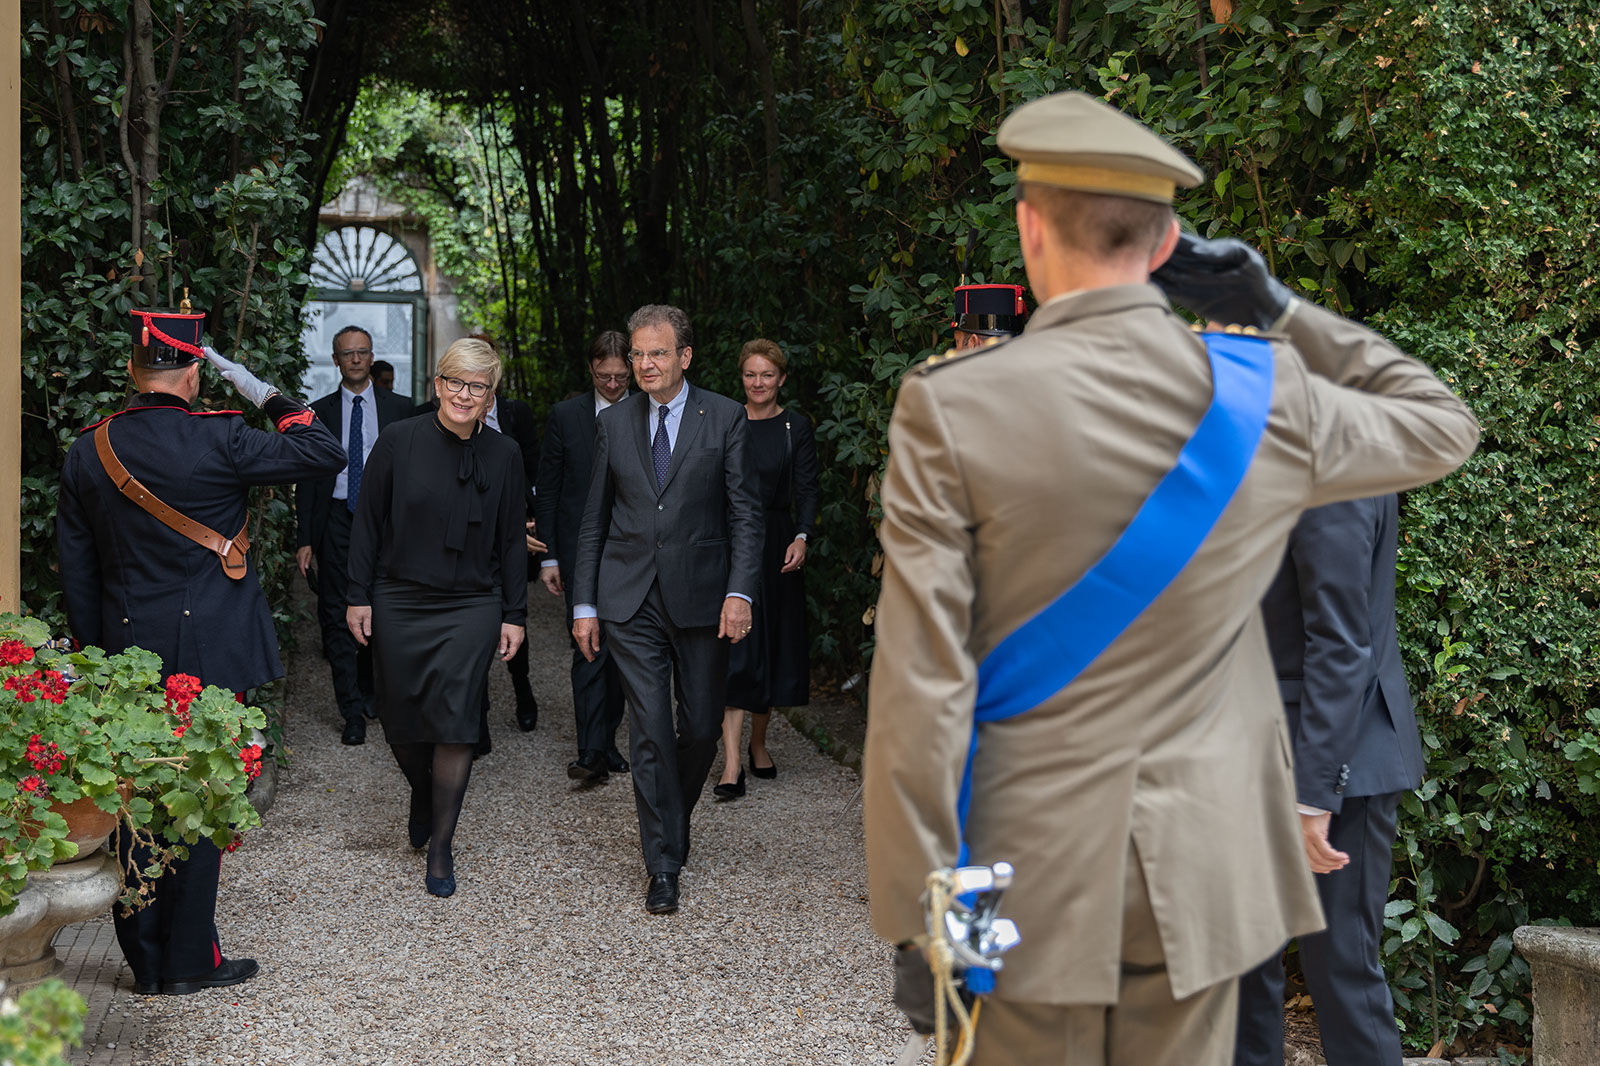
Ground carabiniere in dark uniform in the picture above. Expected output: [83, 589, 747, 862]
[55, 300, 345, 995]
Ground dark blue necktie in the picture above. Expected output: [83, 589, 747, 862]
[652, 403, 671, 489]
[346, 394, 365, 513]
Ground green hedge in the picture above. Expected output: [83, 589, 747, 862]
[21, 0, 320, 650]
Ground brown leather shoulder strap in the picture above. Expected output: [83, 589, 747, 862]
[93, 424, 251, 581]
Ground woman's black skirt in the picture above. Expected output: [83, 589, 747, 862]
[371, 578, 501, 744]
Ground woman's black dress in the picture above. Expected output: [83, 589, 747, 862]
[726, 409, 820, 712]
[346, 415, 528, 744]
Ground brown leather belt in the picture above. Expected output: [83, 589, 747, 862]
[94, 424, 251, 580]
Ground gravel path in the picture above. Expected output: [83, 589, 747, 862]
[133, 586, 910, 1065]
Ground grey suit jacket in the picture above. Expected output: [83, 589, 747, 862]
[1262, 493, 1424, 810]
[573, 383, 762, 629]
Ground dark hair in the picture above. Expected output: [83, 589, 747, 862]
[467, 331, 499, 353]
[1019, 183, 1174, 260]
[739, 338, 787, 375]
[589, 330, 629, 365]
[626, 304, 693, 351]
[371, 360, 395, 376]
[332, 325, 372, 351]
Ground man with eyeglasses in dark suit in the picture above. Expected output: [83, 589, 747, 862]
[296, 325, 416, 745]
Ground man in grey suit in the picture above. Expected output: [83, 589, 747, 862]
[1234, 493, 1424, 1066]
[572, 304, 762, 914]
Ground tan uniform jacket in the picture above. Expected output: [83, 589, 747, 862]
[863, 284, 1479, 1004]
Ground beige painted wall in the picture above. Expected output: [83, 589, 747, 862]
[1, 0, 20, 612]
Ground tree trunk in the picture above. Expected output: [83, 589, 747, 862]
[740, 0, 782, 202]
[43, 5, 84, 180]
[1054, 0, 1073, 47]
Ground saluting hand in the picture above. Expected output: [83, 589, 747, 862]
[346, 605, 372, 647]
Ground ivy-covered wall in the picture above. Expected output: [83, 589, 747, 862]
[21, 0, 319, 644]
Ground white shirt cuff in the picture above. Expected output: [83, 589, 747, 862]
[726, 593, 752, 604]
[539, 559, 559, 569]
[573, 605, 598, 619]
[1297, 804, 1330, 817]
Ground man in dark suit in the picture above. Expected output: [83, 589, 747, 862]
[536, 330, 632, 782]
[57, 306, 345, 994]
[479, 385, 541, 740]
[572, 304, 762, 914]
[1234, 494, 1425, 1066]
[295, 325, 415, 745]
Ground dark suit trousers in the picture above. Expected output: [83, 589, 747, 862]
[1234, 792, 1405, 1066]
[316, 504, 373, 722]
[606, 580, 728, 874]
[113, 829, 223, 983]
[566, 585, 625, 752]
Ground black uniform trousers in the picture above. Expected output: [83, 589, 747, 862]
[567, 586, 626, 752]
[605, 580, 728, 875]
[114, 830, 223, 983]
[1234, 791, 1405, 1066]
[316, 503, 373, 723]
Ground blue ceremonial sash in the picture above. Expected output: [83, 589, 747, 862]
[955, 332, 1275, 865]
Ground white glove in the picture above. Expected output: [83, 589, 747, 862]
[203, 346, 280, 408]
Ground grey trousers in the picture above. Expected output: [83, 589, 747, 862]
[605, 581, 729, 875]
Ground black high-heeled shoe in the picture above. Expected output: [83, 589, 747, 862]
[713, 768, 746, 800]
[748, 743, 777, 780]
[425, 847, 455, 897]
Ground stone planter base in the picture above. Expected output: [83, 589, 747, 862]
[1514, 925, 1600, 1066]
[0, 848, 120, 993]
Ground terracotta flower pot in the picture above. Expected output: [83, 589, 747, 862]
[44, 783, 131, 861]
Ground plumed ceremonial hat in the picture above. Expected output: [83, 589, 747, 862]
[997, 91, 1203, 204]
[130, 306, 206, 369]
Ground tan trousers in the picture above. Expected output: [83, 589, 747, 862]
[971, 849, 1239, 1066]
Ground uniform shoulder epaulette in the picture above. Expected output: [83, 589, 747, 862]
[910, 336, 1012, 376]
[78, 406, 243, 433]
[1187, 322, 1288, 342]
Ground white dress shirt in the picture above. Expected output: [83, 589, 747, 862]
[332, 383, 380, 502]
[544, 389, 628, 571]
[482, 396, 501, 433]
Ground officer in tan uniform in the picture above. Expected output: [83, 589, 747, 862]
[862, 91, 1479, 1065]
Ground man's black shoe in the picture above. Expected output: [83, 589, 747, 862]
[645, 873, 679, 914]
[162, 957, 259, 995]
[132, 978, 162, 995]
[604, 747, 630, 774]
[567, 749, 608, 782]
[515, 692, 539, 732]
[341, 719, 365, 746]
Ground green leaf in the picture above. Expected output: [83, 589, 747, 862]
[1302, 85, 1323, 118]
[1423, 911, 1460, 945]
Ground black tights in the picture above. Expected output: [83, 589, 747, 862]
[390, 742, 475, 880]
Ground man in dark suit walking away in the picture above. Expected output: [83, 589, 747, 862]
[1234, 494, 1424, 1066]
[536, 331, 633, 781]
[295, 325, 416, 746]
[572, 305, 762, 914]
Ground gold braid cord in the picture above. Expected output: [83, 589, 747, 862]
[922, 869, 984, 1066]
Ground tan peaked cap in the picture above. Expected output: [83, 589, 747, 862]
[997, 91, 1203, 204]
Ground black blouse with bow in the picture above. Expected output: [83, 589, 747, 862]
[346, 413, 528, 624]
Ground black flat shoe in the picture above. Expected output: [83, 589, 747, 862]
[645, 872, 679, 914]
[749, 744, 776, 779]
[713, 769, 746, 801]
[425, 873, 456, 897]
[162, 957, 259, 995]
[341, 719, 365, 746]
[407, 820, 429, 850]
[604, 747, 630, 774]
[567, 749, 609, 782]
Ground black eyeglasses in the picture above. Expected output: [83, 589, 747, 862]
[438, 376, 490, 399]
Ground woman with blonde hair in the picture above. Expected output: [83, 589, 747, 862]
[346, 337, 528, 896]
[715, 338, 820, 799]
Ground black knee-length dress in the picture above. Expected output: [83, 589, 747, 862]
[726, 409, 820, 712]
[346, 414, 528, 744]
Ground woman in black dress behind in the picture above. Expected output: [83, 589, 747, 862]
[345, 337, 528, 896]
[716, 339, 820, 799]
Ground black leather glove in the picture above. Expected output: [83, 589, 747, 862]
[892, 946, 936, 1035]
[1151, 231, 1295, 330]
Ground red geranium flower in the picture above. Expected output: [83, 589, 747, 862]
[0, 640, 35, 665]
[16, 775, 43, 794]
[25, 735, 64, 775]
[238, 743, 264, 781]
